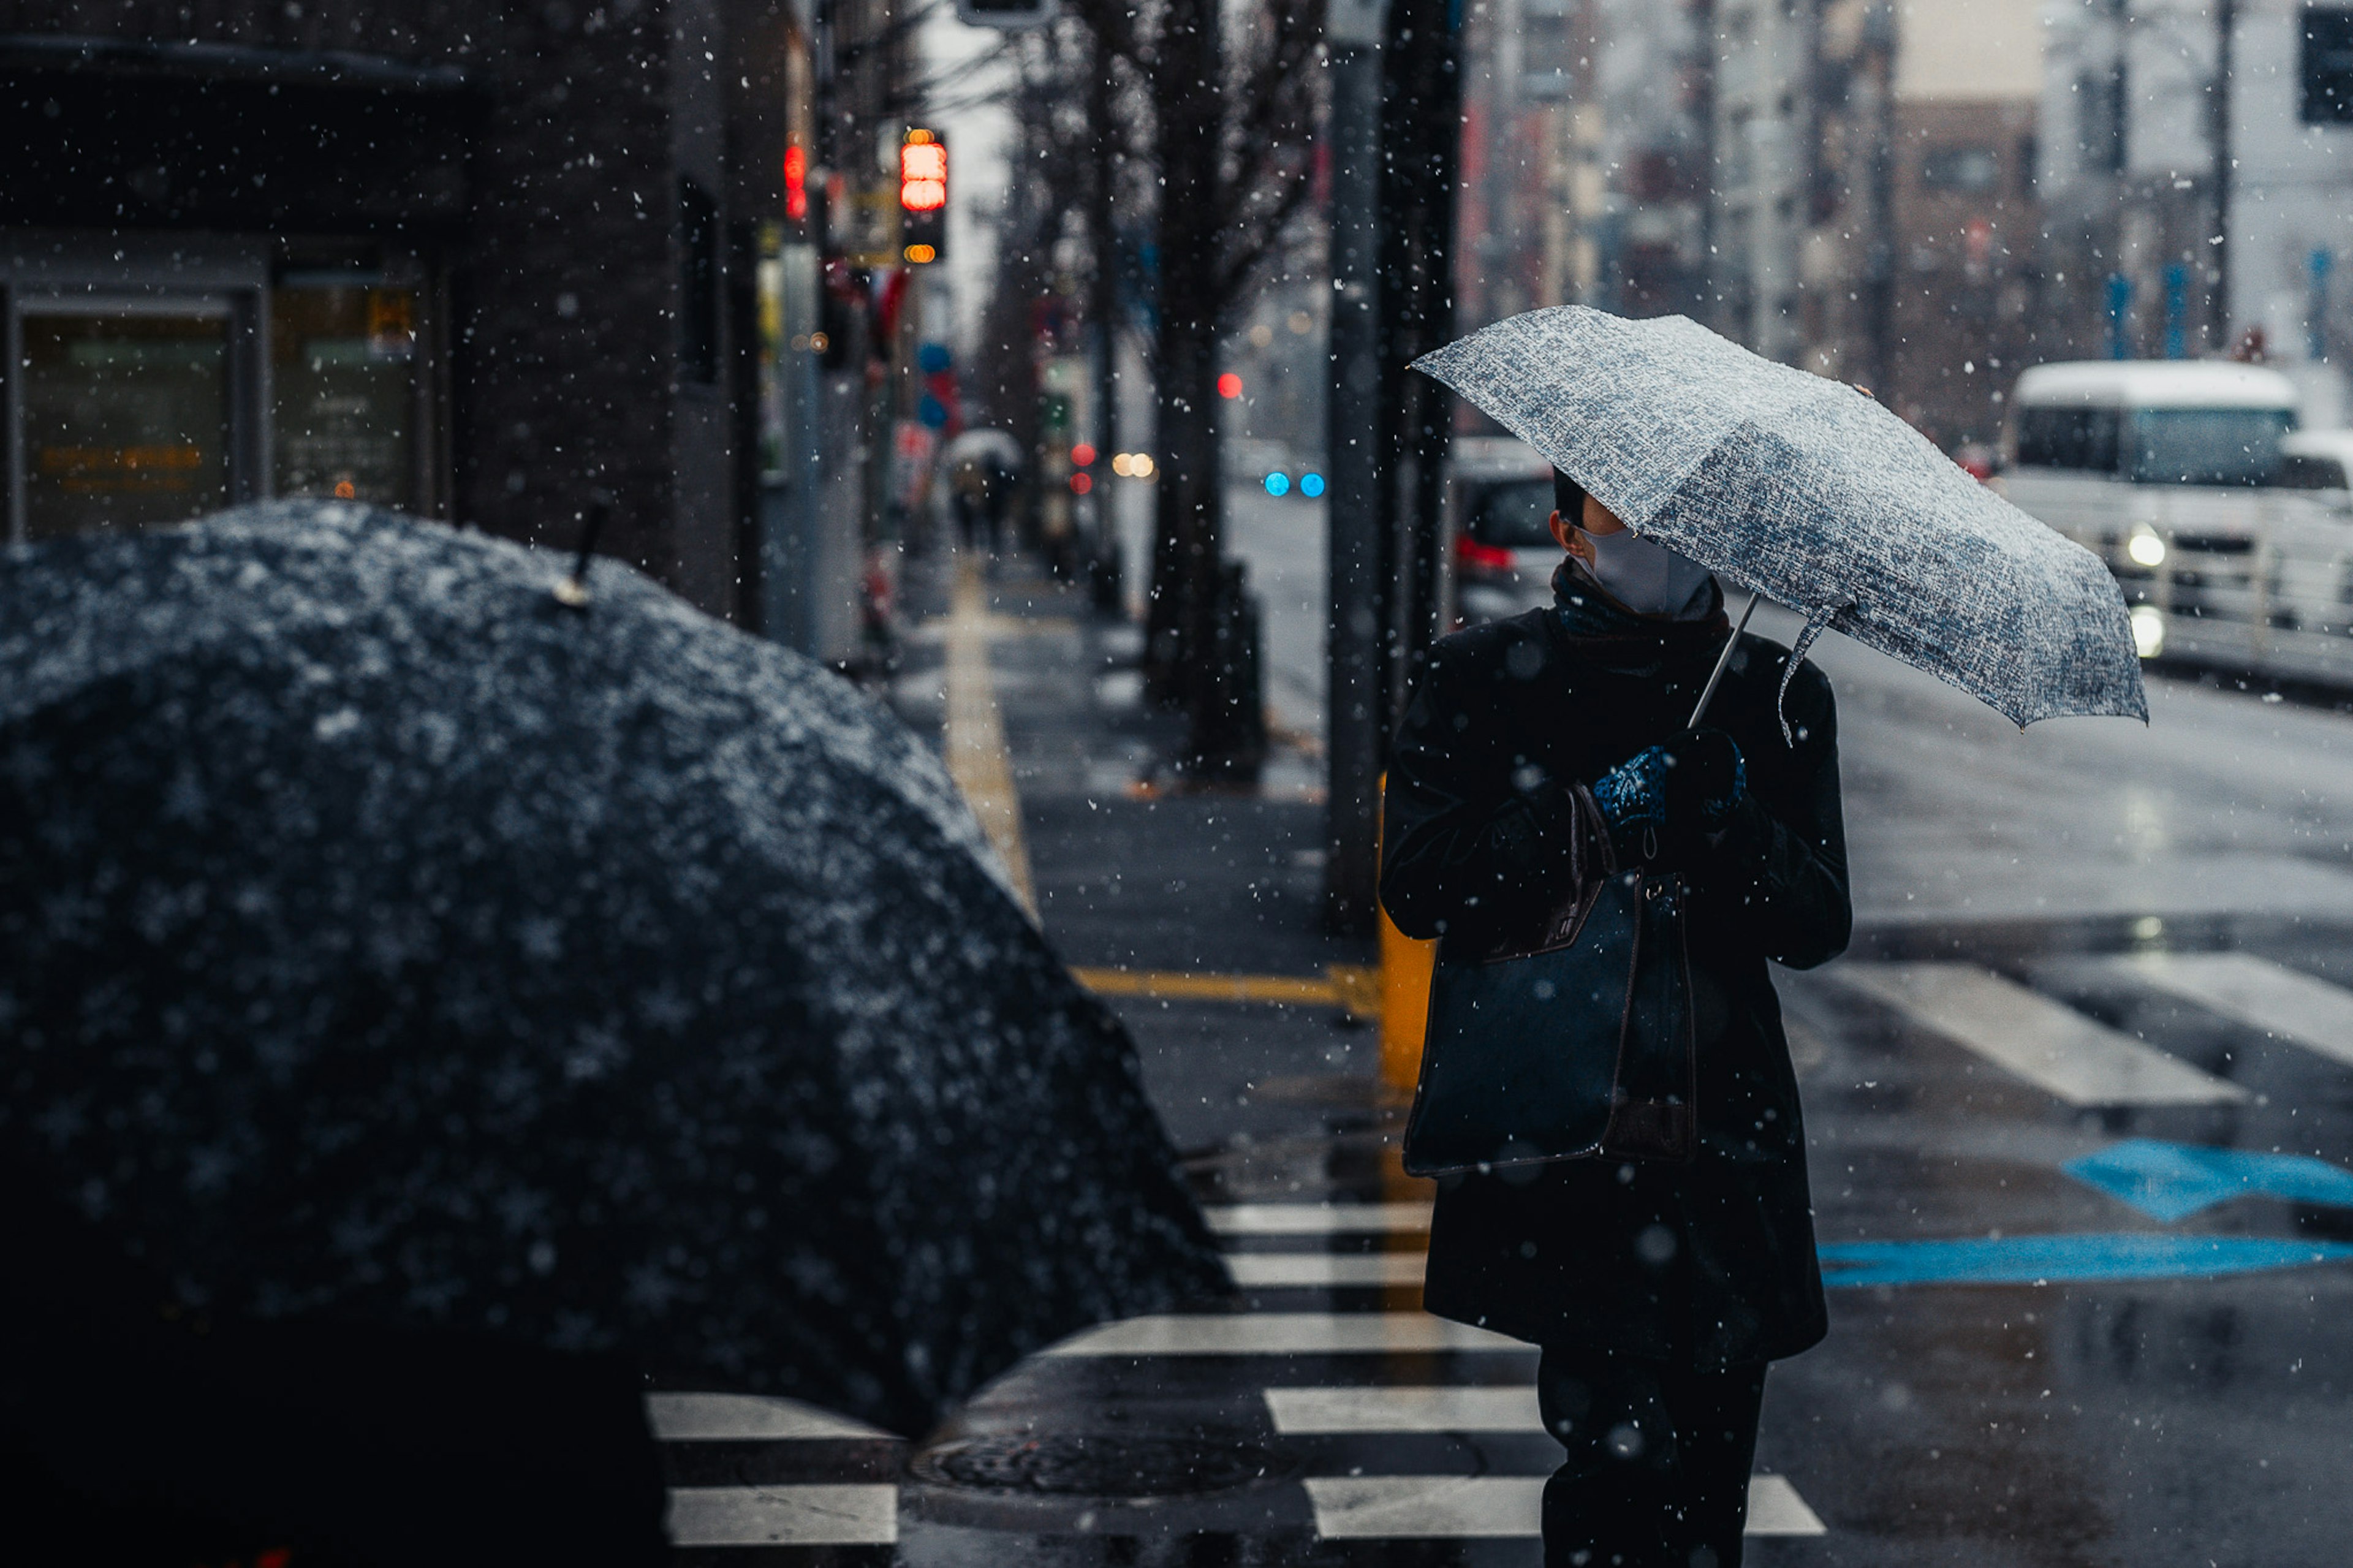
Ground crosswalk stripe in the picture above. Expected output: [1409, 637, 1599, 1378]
[1838, 962, 2249, 1106]
[667, 1483, 899, 1547]
[1203, 1201, 1434, 1236]
[1299, 1474, 1825, 1539]
[1044, 1312, 1524, 1357]
[1265, 1385, 1539, 1433]
[1225, 1252, 1428, 1288]
[2099, 950, 2353, 1070]
[646, 1392, 892, 1442]
[1745, 1475, 1828, 1536]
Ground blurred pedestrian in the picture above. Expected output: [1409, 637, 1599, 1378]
[1381, 471, 1851, 1568]
[951, 460, 992, 553]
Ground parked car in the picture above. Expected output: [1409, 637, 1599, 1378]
[1442, 436, 1557, 627]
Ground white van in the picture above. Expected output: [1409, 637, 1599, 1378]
[2004, 362, 2353, 681]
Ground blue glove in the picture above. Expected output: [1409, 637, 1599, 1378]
[1590, 744, 1672, 854]
[1591, 729, 1746, 860]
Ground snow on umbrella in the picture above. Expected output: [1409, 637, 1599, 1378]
[1414, 306, 2148, 727]
[941, 427, 1025, 472]
[0, 501, 1224, 1437]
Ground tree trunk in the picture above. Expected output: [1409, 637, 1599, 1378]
[1142, 0, 1224, 728]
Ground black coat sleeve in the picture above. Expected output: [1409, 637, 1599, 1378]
[1378, 641, 1582, 942]
[1702, 668, 1851, 971]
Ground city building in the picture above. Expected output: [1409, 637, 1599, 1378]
[2040, 0, 2352, 422]
[1588, 0, 1713, 319]
[1709, 0, 1814, 363]
[1456, 0, 1591, 330]
[1, 0, 904, 655]
[1705, 0, 2044, 447]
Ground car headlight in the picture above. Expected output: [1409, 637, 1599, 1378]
[2126, 529, 2167, 568]
[2130, 604, 2165, 659]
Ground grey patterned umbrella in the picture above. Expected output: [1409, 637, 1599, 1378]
[1414, 306, 2148, 727]
[0, 501, 1222, 1440]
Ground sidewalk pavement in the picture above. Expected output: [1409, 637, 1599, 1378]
[889, 545, 1390, 1158]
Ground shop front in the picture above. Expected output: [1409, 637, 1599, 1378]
[3, 239, 443, 540]
[1, 37, 469, 543]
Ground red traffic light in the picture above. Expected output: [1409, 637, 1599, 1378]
[900, 132, 947, 213]
[1216, 372, 1243, 400]
[784, 145, 808, 223]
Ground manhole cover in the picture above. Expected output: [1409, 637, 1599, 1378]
[911, 1432, 1300, 1497]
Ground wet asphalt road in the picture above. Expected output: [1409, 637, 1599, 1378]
[718, 507, 2353, 1567]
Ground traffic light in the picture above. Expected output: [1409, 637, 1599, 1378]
[783, 143, 808, 225]
[899, 130, 946, 265]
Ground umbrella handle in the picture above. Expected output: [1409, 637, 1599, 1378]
[554, 496, 613, 610]
[1686, 589, 1762, 730]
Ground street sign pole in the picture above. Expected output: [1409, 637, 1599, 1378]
[1322, 0, 1389, 934]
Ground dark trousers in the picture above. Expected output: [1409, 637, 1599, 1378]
[1537, 1346, 1768, 1568]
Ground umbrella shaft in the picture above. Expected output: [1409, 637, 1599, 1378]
[1688, 590, 1762, 730]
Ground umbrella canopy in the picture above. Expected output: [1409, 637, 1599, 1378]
[1414, 306, 2148, 727]
[941, 427, 1025, 473]
[0, 501, 1222, 1437]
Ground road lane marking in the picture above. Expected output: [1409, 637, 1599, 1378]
[1226, 1252, 1428, 1288]
[1043, 1312, 1524, 1357]
[667, 1483, 898, 1547]
[1266, 1385, 1539, 1434]
[1838, 962, 2249, 1106]
[2100, 950, 2353, 1069]
[1300, 1474, 1824, 1539]
[1071, 963, 1381, 1019]
[645, 1392, 890, 1442]
[1073, 968, 1343, 1005]
[1818, 1233, 2353, 1286]
[1203, 1202, 1434, 1236]
[2063, 1138, 2353, 1221]
[945, 555, 1034, 917]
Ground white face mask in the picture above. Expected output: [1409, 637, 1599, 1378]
[1580, 528, 1716, 618]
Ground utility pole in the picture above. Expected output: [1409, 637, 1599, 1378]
[1323, 0, 1460, 933]
[2211, 0, 2237, 350]
[1086, 31, 1121, 586]
[1376, 0, 1461, 735]
[1324, 0, 1389, 932]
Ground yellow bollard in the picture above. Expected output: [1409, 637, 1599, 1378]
[1375, 773, 1438, 1095]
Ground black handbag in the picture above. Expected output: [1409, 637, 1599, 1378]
[1400, 784, 1697, 1176]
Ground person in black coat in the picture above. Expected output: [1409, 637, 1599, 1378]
[1381, 471, 1851, 1568]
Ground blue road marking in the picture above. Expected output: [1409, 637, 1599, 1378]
[1819, 1233, 2353, 1287]
[2063, 1138, 2353, 1222]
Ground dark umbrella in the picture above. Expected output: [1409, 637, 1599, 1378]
[0, 501, 1222, 1439]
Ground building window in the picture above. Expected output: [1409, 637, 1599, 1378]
[2077, 69, 2126, 173]
[2303, 7, 2353, 124]
[15, 305, 236, 539]
[679, 177, 721, 384]
[271, 284, 417, 508]
[1920, 146, 2000, 194]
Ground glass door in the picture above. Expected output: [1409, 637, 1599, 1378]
[11, 299, 239, 540]
[270, 282, 418, 509]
